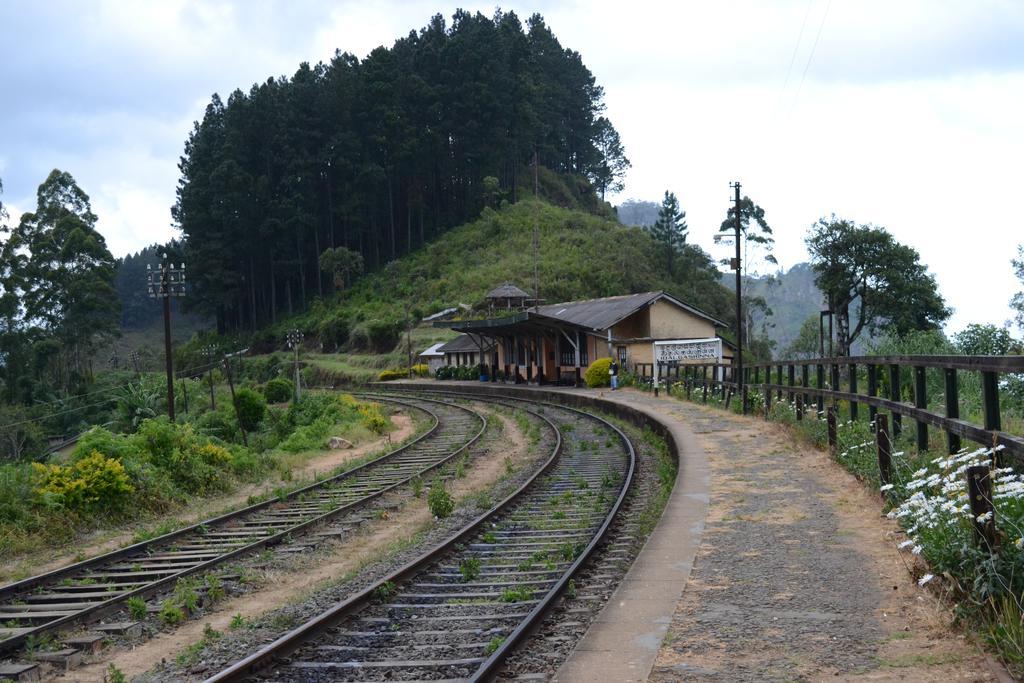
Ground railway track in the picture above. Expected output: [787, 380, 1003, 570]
[0, 394, 486, 659]
[205, 395, 635, 682]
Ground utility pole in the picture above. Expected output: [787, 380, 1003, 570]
[202, 345, 217, 411]
[730, 182, 743, 407]
[406, 313, 414, 379]
[286, 330, 303, 402]
[533, 149, 540, 313]
[147, 254, 185, 421]
[222, 352, 248, 447]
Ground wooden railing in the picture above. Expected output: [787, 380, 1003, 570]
[670, 355, 1024, 459]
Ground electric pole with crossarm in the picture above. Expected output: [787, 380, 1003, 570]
[730, 182, 743, 411]
[147, 254, 186, 421]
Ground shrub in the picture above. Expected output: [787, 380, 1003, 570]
[365, 319, 403, 353]
[411, 364, 430, 378]
[427, 480, 454, 519]
[355, 401, 390, 434]
[126, 596, 147, 620]
[435, 365, 479, 381]
[32, 452, 134, 516]
[317, 312, 349, 351]
[114, 381, 162, 432]
[159, 600, 185, 626]
[378, 369, 406, 381]
[234, 388, 267, 432]
[195, 407, 241, 443]
[262, 378, 294, 404]
[71, 427, 132, 462]
[584, 358, 613, 388]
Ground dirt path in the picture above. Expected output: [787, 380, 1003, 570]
[61, 408, 530, 682]
[5, 415, 414, 584]
[644, 396, 1008, 682]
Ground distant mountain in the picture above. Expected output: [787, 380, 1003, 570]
[724, 262, 872, 356]
[723, 263, 825, 354]
[616, 199, 660, 227]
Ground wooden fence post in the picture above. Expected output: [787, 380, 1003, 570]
[816, 363, 825, 416]
[914, 365, 928, 451]
[702, 365, 709, 404]
[764, 369, 772, 420]
[889, 365, 903, 438]
[802, 364, 810, 412]
[776, 364, 783, 401]
[745, 368, 753, 417]
[944, 367, 961, 454]
[967, 465, 998, 551]
[796, 394, 804, 421]
[827, 406, 837, 454]
[867, 363, 877, 432]
[787, 364, 795, 403]
[982, 371, 1001, 433]
[848, 362, 858, 422]
[876, 413, 892, 489]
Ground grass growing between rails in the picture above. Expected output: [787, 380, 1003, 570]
[668, 382, 1024, 677]
[0, 392, 394, 569]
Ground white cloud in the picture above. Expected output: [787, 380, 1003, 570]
[1, 0, 1022, 334]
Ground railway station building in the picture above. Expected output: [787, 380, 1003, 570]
[438, 289, 734, 385]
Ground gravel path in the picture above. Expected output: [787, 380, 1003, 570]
[637, 395, 1007, 682]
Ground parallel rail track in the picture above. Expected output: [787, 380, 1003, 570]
[0, 394, 486, 657]
[206, 394, 635, 682]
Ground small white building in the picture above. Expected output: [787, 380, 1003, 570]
[417, 342, 447, 371]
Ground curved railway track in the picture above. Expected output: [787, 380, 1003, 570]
[206, 394, 635, 682]
[0, 394, 486, 658]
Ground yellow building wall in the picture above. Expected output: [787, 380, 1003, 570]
[628, 342, 653, 364]
[611, 309, 648, 339]
[649, 299, 717, 339]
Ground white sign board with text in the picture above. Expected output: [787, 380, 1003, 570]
[652, 338, 723, 384]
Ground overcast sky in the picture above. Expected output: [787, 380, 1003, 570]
[1, 0, 1022, 333]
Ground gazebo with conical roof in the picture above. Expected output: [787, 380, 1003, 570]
[485, 282, 531, 312]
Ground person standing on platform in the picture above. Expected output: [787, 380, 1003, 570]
[610, 359, 619, 390]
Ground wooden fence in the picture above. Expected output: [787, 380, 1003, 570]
[665, 355, 1024, 460]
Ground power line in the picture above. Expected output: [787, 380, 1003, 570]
[775, 0, 814, 115]
[790, 0, 832, 117]
[0, 395, 120, 430]
[0, 350, 249, 432]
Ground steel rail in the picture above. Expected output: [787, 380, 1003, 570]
[0, 395, 485, 657]
[204, 393, 635, 682]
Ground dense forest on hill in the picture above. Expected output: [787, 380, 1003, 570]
[272, 197, 734, 356]
[175, 10, 629, 334]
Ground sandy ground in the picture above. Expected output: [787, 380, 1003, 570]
[59, 408, 530, 682]
[3, 415, 415, 584]
[647, 398, 1010, 682]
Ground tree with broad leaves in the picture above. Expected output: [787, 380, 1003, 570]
[785, 314, 824, 360]
[805, 215, 950, 357]
[1011, 245, 1024, 332]
[319, 247, 365, 291]
[953, 323, 1021, 356]
[649, 191, 687, 277]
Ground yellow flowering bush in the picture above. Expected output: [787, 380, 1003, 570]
[584, 357, 613, 388]
[32, 451, 133, 515]
[357, 402, 390, 434]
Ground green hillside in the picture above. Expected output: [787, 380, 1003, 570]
[246, 196, 733, 375]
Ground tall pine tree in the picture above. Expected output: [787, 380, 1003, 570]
[650, 191, 687, 277]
